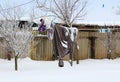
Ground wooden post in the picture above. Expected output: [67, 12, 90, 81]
[76, 42, 79, 64]
[76, 49, 79, 64]
[7, 50, 12, 61]
[89, 37, 96, 59]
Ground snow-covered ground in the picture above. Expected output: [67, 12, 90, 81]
[0, 58, 120, 82]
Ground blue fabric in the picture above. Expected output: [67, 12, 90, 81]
[106, 28, 110, 32]
[99, 28, 106, 33]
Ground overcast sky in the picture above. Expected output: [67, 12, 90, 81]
[85, 0, 120, 22]
[0, 0, 120, 24]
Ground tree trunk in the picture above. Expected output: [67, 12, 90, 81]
[76, 44, 79, 64]
[107, 32, 111, 59]
[15, 55, 18, 71]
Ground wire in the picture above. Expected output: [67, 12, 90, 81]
[30, 15, 55, 21]
[0, 0, 35, 11]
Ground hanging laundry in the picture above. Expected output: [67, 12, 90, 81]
[98, 29, 102, 32]
[102, 29, 105, 33]
[99, 28, 106, 33]
[47, 21, 55, 40]
[38, 18, 47, 32]
[106, 28, 111, 32]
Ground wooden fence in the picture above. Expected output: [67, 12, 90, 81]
[30, 35, 53, 60]
[0, 38, 14, 59]
[1, 25, 120, 60]
[30, 30, 120, 61]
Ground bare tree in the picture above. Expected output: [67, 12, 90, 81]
[36, 0, 87, 27]
[98, 27, 119, 59]
[0, 2, 33, 71]
[104, 32, 117, 59]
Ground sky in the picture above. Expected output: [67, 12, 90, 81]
[0, 0, 120, 25]
[85, 0, 120, 22]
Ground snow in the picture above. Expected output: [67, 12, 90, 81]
[78, 21, 120, 26]
[61, 40, 68, 48]
[69, 27, 78, 42]
[32, 27, 39, 30]
[0, 58, 120, 82]
[36, 34, 47, 37]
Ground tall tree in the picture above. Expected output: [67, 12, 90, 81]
[36, 0, 87, 27]
[0, 2, 33, 71]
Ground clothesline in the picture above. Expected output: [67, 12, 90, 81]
[0, 0, 35, 11]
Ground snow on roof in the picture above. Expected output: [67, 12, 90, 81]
[32, 27, 39, 31]
[78, 21, 120, 26]
[19, 17, 30, 21]
[19, 17, 41, 24]
[35, 34, 47, 38]
[33, 19, 41, 24]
